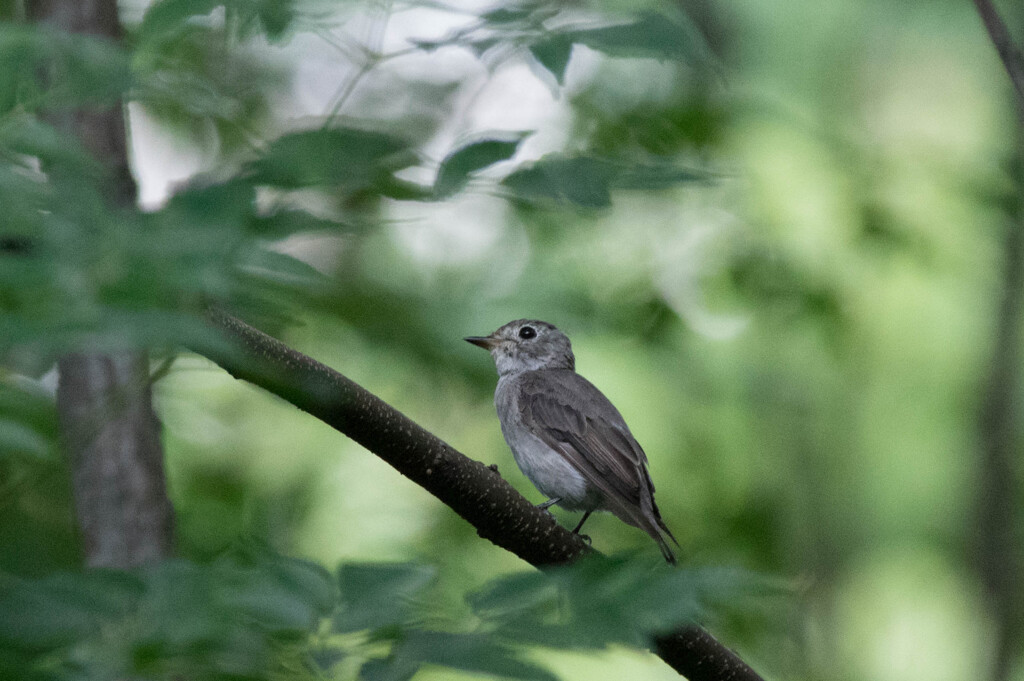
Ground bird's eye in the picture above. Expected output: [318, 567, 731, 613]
[518, 326, 537, 339]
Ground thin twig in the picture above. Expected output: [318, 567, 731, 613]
[322, 60, 375, 126]
[322, 0, 394, 127]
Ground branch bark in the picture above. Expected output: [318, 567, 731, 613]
[199, 308, 763, 681]
[30, 0, 174, 568]
[972, 0, 1024, 109]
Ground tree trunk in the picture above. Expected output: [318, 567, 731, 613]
[57, 353, 174, 567]
[971, 4, 1024, 678]
[973, 127, 1024, 681]
[30, 0, 175, 568]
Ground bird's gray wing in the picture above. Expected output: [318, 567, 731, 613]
[517, 370, 677, 561]
[518, 371, 646, 504]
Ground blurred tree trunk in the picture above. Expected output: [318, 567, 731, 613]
[57, 354, 174, 567]
[972, 4, 1024, 679]
[29, 0, 175, 568]
[975, 124, 1024, 681]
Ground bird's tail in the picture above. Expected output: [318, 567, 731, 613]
[649, 515, 679, 565]
[645, 498, 679, 566]
[608, 486, 679, 565]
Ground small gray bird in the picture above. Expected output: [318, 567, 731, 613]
[466, 319, 678, 564]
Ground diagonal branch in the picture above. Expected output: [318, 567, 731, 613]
[198, 307, 764, 681]
[972, 0, 1024, 109]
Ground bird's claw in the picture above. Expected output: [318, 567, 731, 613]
[575, 533, 592, 545]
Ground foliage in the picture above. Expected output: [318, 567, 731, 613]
[0, 0, 741, 679]
[0, 0, 711, 372]
[0, 544, 773, 681]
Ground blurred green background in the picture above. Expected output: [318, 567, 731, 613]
[1, 0, 1022, 680]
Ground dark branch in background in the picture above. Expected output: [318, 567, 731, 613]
[971, 3, 1024, 680]
[29, 0, 174, 568]
[200, 308, 764, 681]
[973, 0, 1024, 109]
[975, 144, 1024, 681]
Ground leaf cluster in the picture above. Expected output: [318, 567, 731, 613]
[0, 0, 715, 374]
[0, 544, 778, 681]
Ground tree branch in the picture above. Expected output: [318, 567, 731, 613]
[972, 0, 1024, 109]
[205, 308, 592, 568]
[198, 308, 764, 681]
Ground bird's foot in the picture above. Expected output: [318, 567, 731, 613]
[536, 497, 561, 511]
[575, 533, 592, 545]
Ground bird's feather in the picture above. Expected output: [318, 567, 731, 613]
[516, 369, 678, 563]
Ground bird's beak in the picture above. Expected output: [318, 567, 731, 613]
[464, 334, 497, 350]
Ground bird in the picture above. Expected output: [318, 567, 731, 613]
[465, 319, 678, 564]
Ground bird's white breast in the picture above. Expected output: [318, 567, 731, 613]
[495, 375, 596, 510]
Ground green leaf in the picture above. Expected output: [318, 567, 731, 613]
[0, 419, 51, 461]
[139, 0, 223, 41]
[0, 25, 131, 109]
[501, 155, 615, 208]
[525, 12, 704, 86]
[397, 631, 558, 681]
[229, 542, 336, 617]
[467, 571, 555, 620]
[249, 128, 417, 191]
[59, 34, 132, 104]
[219, 570, 322, 634]
[0, 116, 101, 179]
[248, 208, 354, 237]
[164, 177, 255, 226]
[434, 133, 528, 198]
[528, 35, 574, 85]
[334, 563, 435, 633]
[569, 12, 699, 62]
[0, 27, 38, 114]
[377, 177, 435, 202]
[236, 247, 331, 292]
[0, 571, 142, 653]
[502, 154, 711, 208]
[481, 6, 536, 25]
[469, 554, 750, 649]
[214, 549, 332, 637]
[308, 647, 347, 674]
[0, 380, 57, 441]
[254, 0, 297, 40]
[360, 654, 420, 681]
[134, 20, 286, 148]
[614, 161, 712, 189]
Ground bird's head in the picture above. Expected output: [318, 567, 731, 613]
[465, 319, 575, 375]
